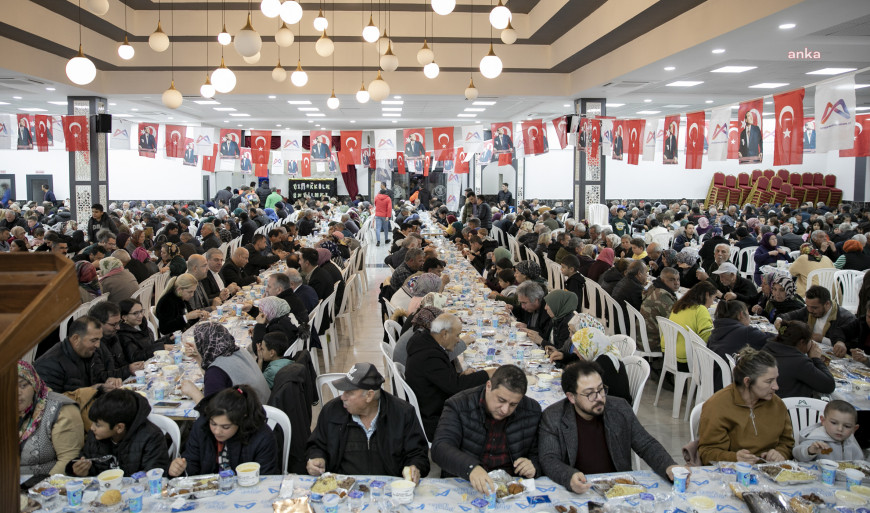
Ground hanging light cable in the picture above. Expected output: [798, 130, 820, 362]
[479, 7, 502, 79]
[67, 0, 97, 85]
[417, 0, 434, 65]
[218, 0, 231, 44]
[162, 5, 183, 108]
[291, 19, 308, 86]
[149, 0, 170, 51]
[201, 1, 216, 98]
[380, 0, 398, 71]
[423, 5, 439, 78]
[356, 14, 369, 104]
[465, 1, 478, 99]
[118, 0, 134, 59]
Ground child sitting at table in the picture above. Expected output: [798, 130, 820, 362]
[258, 332, 292, 389]
[67, 389, 170, 477]
[497, 269, 517, 298]
[793, 400, 863, 462]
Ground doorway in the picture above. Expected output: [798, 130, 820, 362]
[25, 174, 52, 203]
[202, 175, 210, 202]
[0, 174, 15, 206]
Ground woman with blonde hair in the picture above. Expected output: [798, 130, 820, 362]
[154, 273, 207, 335]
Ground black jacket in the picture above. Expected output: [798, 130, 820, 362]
[598, 266, 624, 295]
[125, 260, 153, 284]
[34, 338, 119, 393]
[513, 300, 554, 343]
[431, 385, 541, 480]
[87, 213, 118, 243]
[66, 392, 169, 476]
[405, 331, 490, 439]
[117, 320, 165, 363]
[781, 232, 805, 252]
[564, 274, 585, 312]
[306, 391, 431, 477]
[243, 243, 280, 275]
[714, 275, 759, 308]
[612, 276, 644, 333]
[298, 218, 316, 237]
[102, 334, 132, 379]
[202, 233, 222, 252]
[181, 411, 279, 476]
[268, 360, 314, 474]
[155, 291, 196, 336]
[699, 236, 728, 268]
[707, 318, 769, 360]
[252, 315, 301, 346]
[781, 304, 860, 348]
[240, 220, 258, 246]
[762, 340, 835, 399]
[220, 259, 258, 287]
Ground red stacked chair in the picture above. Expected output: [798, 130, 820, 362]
[751, 169, 763, 182]
[763, 169, 775, 180]
[737, 173, 753, 205]
[812, 173, 830, 205]
[769, 176, 786, 204]
[705, 172, 729, 208]
[776, 169, 790, 182]
[723, 175, 742, 206]
[789, 174, 806, 204]
[747, 176, 774, 205]
[824, 174, 843, 208]
[802, 172, 819, 204]
[780, 183, 800, 209]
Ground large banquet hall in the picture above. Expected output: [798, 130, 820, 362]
[4, 0, 870, 512]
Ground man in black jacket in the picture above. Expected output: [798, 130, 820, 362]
[306, 363, 430, 480]
[239, 212, 258, 246]
[244, 234, 285, 275]
[200, 222, 222, 251]
[87, 203, 118, 242]
[245, 272, 309, 327]
[89, 301, 143, 380]
[0, 209, 27, 231]
[497, 183, 513, 208]
[560, 255, 586, 312]
[34, 316, 123, 394]
[203, 248, 239, 301]
[431, 365, 541, 493]
[220, 247, 260, 287]
[297, 210, 316, 237]
[611, 261, 648, 333]
[711, 263, 758, 309]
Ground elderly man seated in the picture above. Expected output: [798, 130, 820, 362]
[220, 247, 260, 287]
[711, 262, 759, 309]
[513, 281, 553, 343]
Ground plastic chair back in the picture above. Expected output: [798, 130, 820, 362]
[783, 397, 828, 442]
[263, 405, 292, 474]
[147, 413, 181, 460]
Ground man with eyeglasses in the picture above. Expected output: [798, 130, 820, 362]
[89, 301, 145, 380]
[539, 360, 678, 494]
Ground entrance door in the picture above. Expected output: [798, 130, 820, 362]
[0, 174, 15, 206]
[26, 174, 52, 203]
[202, 175, 210, 202]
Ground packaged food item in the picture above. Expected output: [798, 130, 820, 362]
[741, 491, 792, 513]
[309, 473, 355, 502]
[486, 470, 526, 502]
[100, 489, 123, 506]
[162, 474, 220, 499]
[755, 461, 817, 484]
[272, 497, 315, 513]
[589, 475, 645, 499]
[788, 496, 815, 513]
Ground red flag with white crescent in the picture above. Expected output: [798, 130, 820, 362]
[340, 131, 363, 166]
[165, 125, 186, 158]
[367, 147, 376, 169]
[35, 114, 50, 152]
[255, 163, 269, 177]
[627, 119, 645, 165]
[250, 130, 272, 166]
[552, 116, 568, 150]
[522, 119, 545, 155]
[424, 151, 431, 176]
[62, 115, 89, 152]
[727, 121, 740, 160]
[202, 144, 218, 172]
[587, 119, 600, 157]
[774, 89, 805, 165]
[840, 114, 870, 158]
[397, 152, 406, 174]
[685, 111, 705, 170]
[454, 147, 469, 174]
[301, 152, 311, 177]
[432, 127, 454, 161]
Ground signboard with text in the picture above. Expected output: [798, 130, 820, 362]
[288, 178, 337, 202]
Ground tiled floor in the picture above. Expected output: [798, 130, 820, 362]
[320, 241, 692, 470]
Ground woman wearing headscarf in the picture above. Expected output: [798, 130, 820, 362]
[485, 247, 513, 289]
[180, 322, 270, 404]
[585, 247, 613, 282]
[251, 296, 301, 347]
[514, 260, 548, 292]
[158, 242, 186, 277]
[18, 360, 84, 475]
[789, 243, 835, 297]
[696, 216, 710, 237]
[76, 260, 102, 303]
[127, 246, 156, 282]
[548, 325, 632, 403]
[575, 244, 597, 277]
[753, 232, 791, 284]
[391, 273, 444, 313]
[541, 290, 578, 353]
[755, 273, 804, 322]
[835, 239, 870, 271]
[675, 248, 704, 289]
[98, 256, 139, 305]
[155, 273, 208, 336]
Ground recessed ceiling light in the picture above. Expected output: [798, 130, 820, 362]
[268, 95, 276, 99]
[382, 113, 401, 117]
[287, 100, 312, 105]
[464, 108, 486, 112]
[563, 104, 571, 107]
[806, 68, 857, 75]
[45, 87, 55, 91]
[306, 113, 326, 117]
[229, 113, 250, 117]
[18, 107, 47, 112]
[779, 23, 796, 29]
[748, 82, 789, 89]
[47, 101, 68, 106]
[194, 100, 221, 105]
[113, 114, 131, 118]
[13, 96, 22, 99]
[731, 105, 739, 109]
[711, 49, 726, 54]
[214, 107, 236, 111]
[856, 107, 870, 111]
[276, 124, 282, 127]
[298, 107, 320, 111]
[855, 84, 870, 90]
[664, 66, 676, 71]
[392, 120, 397, 123]
[763, 112, 775, 116]
[315, 124, 321, 127]
[0, 101, 9, 105]
[237, 124, 243, 127]
[765, 101, 773, 105]
[131, 108, 138, 111]
[662, 104, 689, 108]
[109, 102, 116, 106]
[644, 99, 652, 103]
[667, 81, 704, 87]
[350, 120, 356, 123]
[382, 107, 403, 112]
[636, 110, 661, 115]
[705, 100, 714, 104]
[711, 66, 757, 73]
[381, 100, 404, 105]
[223, 120, 229, 123]
[605, 103, 624, 107]
[308, 120, 314, 123]
[394, 96, 402, 99]
[473, 101, 496, 106]
[168, 117, 174, 120]
[457, 113, 477, 117]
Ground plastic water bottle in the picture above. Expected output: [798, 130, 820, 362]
[173, 331, 182, 346]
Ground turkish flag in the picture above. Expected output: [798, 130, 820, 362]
[397, 152, 406, 174]
[367, 148, 376, 169]
[255, 163, 269, 177]
[62, 115, 89, 152]
[588, 119, 600, 157]
[202, 144, 218, 172]
[424, 151, 431, 176]
[165, 125, 186, 158]
[774, 89, 805, 165]
[432, 127, 454, 161]
[250, 130, 272, 166]
[626, 119, 645, 165]
[340, 131, 362, 166]
[498, 153, 512, 165]
[34, 114, 50, 152]
[552, 116, 568, 150]
[685, 111, 705, 169]
[727, 121, 740, 159]
[301, 152, 311, 177]
[522, 119, 545, 155]
[454, 147, 469, 174]
[840, 114, 870, 157]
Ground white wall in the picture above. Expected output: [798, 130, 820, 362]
[0, 148, 70, 202]
[521, 148, 575, 200]
[108, 150, 205, 201]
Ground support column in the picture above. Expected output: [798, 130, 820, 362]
[575, 98, 606, 221]
[67, 96, 108, 225]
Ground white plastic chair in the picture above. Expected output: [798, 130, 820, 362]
[806, 267, 836, 293]
[391, 361, 429, 445]
[654, 317, 695, 419]
[308, 303, 330, 373]
[834, 270, 864, 313]
[383, 298, 398, 320]
[783, 397, 828, 442]
[147, 413, 181, 459]
[689, 401, 705, 441]
[610, 335, 636, 358]
[334, 274, 358, 345]
[315, 373, 345, 405]
[583, 280, 606, 320]
[625, 354, 651, 470]
[263, 405, 292, 474]
[689, 334, 732, 412]
[652, 232, 673, 250]
[789, 250, 801, 261]
[735, 246, 758, 281]
[380, 341, 395, 393]
[602, 292, 627, 336]
[384, 320, 402, 349]
[59, 301, 93, 341]
[625, 303, 663, 360]
[587, 204, 609, 228]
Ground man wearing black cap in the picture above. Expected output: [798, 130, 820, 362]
[306, 363, 430, 481]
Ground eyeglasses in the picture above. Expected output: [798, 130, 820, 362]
[128, 309, 144, 316]
[577, 385, 608, 400]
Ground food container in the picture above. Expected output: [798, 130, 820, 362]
[125, 486, 144, 513]
[135, 371, 146, 385]
[485, 470, 527, 503]
[741, 491, 792, 513]
[323, 492, 340, 513]
[736, 461, 752, 486]
[845, 468, 864, 490]
[589, 475, 646, 500]
[162, 474, 219, 499]
[836, 489, 868, 506]
[309, 473, 355, 502]
[839, 461, 870, 483]
[236, 462, 260, 487]
[755, 461, 817, 485]
[820, 459, 838, 485]
[98, 469, 124, 490]
[64, 480, 84, 509]
[162, 365, 180, 380]
[688, 496, 715, 512]
[672, 467, 689, 493]
[389, 480, 416, 504]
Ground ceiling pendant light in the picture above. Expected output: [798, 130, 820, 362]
[356, 82, 370, 103]
[162, 80, 183, 109]
[290, 60, 308, 87]
[314, 9, 329, 31]
[118, 36, 135, 59]
[380, 41, 398, 72]
[279, 0, 303, 24]
[86, 0, 110, 16]
[149, 20, 170, 51]
[369, 70, 390, 102]
[211, 56, 237, 93]
[218, 24, 231, 45]
[235, 13, 262, 57]
[431, 0, 455, 16]
[423, 61, 439, 79]
[272, 59, 287, 81]
[490, 0, 511, 29]
[260, 0, 281, 18]
[327, 90, 340, 109]
[66, 45, 97, 85]
[362, 15, 380, 43]
[200, 75, 216, 98]
[377, 29, 391, 55]
[479, 42, 503, 78]
[275, 22, 294, 47]
[243, 52, 261, 63]
[315, 30, 334, 57]
[417, 40, 434, 66]
[501, 20, 517, 44]
[465, 77, 479, 100]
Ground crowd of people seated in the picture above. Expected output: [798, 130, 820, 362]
[9, 180, 870, 491]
